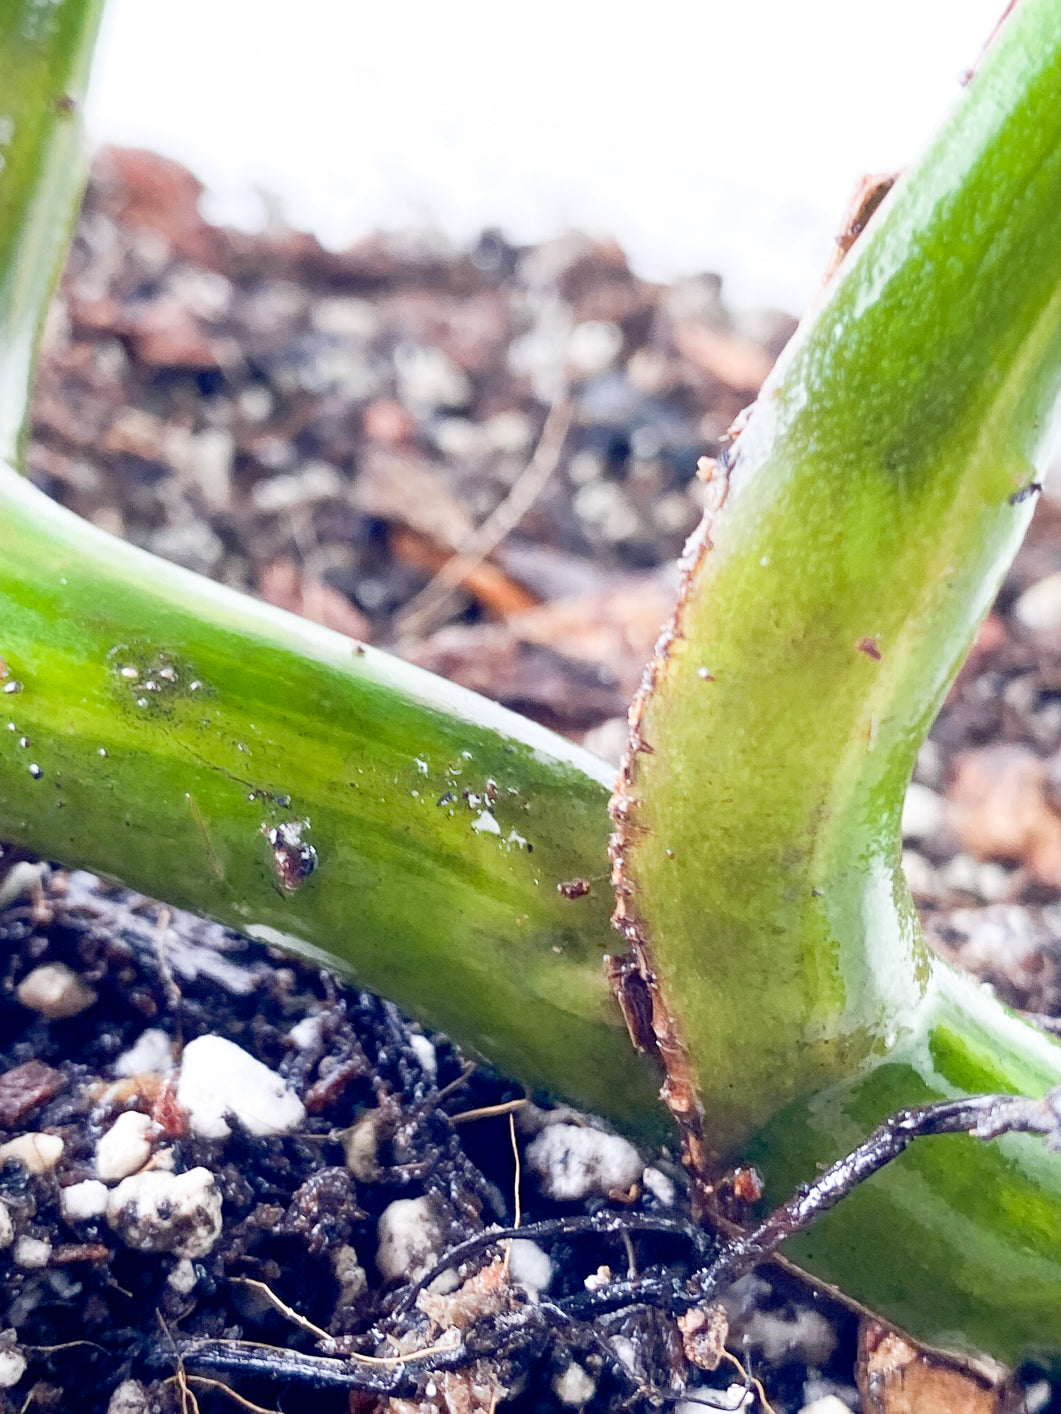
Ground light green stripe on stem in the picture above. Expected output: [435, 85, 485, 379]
[617, 0, 1061, 1362]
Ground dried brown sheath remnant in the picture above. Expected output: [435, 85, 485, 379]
[608, 449, 733, 1200]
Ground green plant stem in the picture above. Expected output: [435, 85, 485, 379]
[614, 0, 1061, 1362]
[0, 464, 663, 1133]
[0, 0, 102, 462]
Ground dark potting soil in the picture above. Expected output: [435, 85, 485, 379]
[0, 867, 866, 1414]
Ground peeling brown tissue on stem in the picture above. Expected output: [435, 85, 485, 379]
[607, 439, 734, 1201]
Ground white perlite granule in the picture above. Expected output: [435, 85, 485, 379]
[106, 1167, 222, 1259]
[176, 1034, 305, 1139]
[525, 1124, 643, 1201]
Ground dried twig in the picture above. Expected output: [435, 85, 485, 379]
[394, 397, 573, 639]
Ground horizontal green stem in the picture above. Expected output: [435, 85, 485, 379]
[0, 464, 663, 1133]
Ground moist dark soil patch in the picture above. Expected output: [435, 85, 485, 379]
[0, 868, 867, 1414]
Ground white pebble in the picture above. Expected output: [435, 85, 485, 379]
[106, 1380, 152, 1414]
[394, 344, 471, 412]
[566, 320, 623, 377]
[739, 1306, 836, 1367]
[0, 1132, 63, 1174]
[642, 1166, 678, 1207]
[106, 1167, 222, 1258]
[409, 1033, 437, 1080]
[114, 1028, 174, 1077]
[0, 861, 46, 910]
[16, 962, 96, 1019]
[1014, 571, 1061, 632]
[901, 782, 943, 842]
[0, 1346, 26, 1390]
[287, 1014, 322, 1051]
[553, 1362, 597, 1406]
[376, 1195, 446, 1282]
[525, 1124, 643, 1201]
[176, 1034, 305, 1139]
[61, 1179, 109, 1222]
[167, 1257, 198, 1295]
[800, 1400, 856, 1414]
[96, 1111, 154, 1182]
[506, 1238, 553, 1295]
[0, 1201, 11, 1248]
[14, 1235, 51, 1268]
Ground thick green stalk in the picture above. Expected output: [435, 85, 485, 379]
[0, 468, 663, 1133]
[613, 0, 1061, 1362]
[0, 0, 102, 461]
[0, 0, 662, 1135]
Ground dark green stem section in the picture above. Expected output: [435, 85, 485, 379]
[618, 0, 1061, 1362]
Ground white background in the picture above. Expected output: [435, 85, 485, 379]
[87, 1, 1003, 314]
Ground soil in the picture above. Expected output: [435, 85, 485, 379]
[1, 147, 1060, 1413]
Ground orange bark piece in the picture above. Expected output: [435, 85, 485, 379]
[946, 743, 1061, 887]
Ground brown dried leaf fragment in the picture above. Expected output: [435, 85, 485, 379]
[857, 1322, 1010, 1414]
[0, 1060, 65, 1128]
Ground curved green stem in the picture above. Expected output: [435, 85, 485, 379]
[614, 0, 1061, 1362]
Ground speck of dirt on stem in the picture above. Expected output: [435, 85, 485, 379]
[263, 820, 318, 891]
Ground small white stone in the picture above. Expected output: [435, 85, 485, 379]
[525, 1124, 643, 1201]
[287, 1014, 322, 1051]
[901, 782, 944, 842]
[0, 860, 46, 910]
[176, 1034, 305, 1139]
[739, 1305, 836, 1367]
[114, 1028, 174, 1077]
[0, 1201, 11, 1248]
[642, 1166, 678, 1207]
[552, 1362, 596, 1406]
[1014, 572, 1061, 632]
[506, 1238, 552, 1295]
[13, 1235, 51, 1268]
[0, 1132, 63, 1174]
[16, 962, 96, 1019]
[96, 1111, 154, 1182]
[799, 1399, 856, 1414]
[167, 1257, 198, 1295]
[376, 1195, 446, 1282]
[106, 1166, 222, 1259]
[61, 1179, 109, 1222]
[0, 1345, 26, 1390]
[394, 344, 471, 412]
[409, 1033, 437, 1080]
[106, 1380, 152, 1414]
[566, 320, 623, 377]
